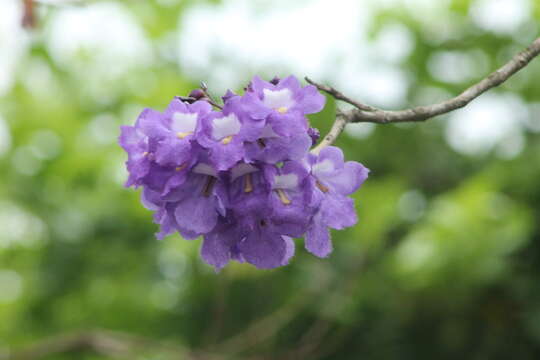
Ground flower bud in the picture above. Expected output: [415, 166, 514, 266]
[269, 76, 281, 85]
[222, 89, 237, 103]
[189, 89, 206, 100]
[308, 127, 320, 146]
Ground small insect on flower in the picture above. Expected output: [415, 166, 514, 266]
[119, 75, 369, 270]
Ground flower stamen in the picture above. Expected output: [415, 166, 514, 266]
[202, 176, 216, 197]
[221, 135, 233, 145]
[176, 131, 193, 139]
[276, 189, 291, 205]
[277, 107, 288, 114]
[175, 163, 187, 172]
[244, 173, 253, 193]
[316, 181, 329, 193]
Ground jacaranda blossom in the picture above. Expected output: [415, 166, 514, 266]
[119, 75, 369, 270]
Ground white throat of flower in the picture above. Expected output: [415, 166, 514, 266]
[211, 114, 241, 145]
[263, 88, 294, 114]
[231, 163, 259, 193]
[193, 163, 218, 197]
[272, 173, 298, 205]
[312, 159, 334, 193]
[172, 112, 198, 139]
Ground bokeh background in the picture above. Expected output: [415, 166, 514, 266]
[1, 0, 540, 358]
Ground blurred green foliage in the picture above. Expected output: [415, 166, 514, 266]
[1, 0, 540, 359]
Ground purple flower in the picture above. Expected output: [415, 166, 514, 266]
[196, 97, 263, 171]
[247, 75, 325, 136]
[202, 215, 296, 270]
[237, 222, 296, 269]
[139, 99, 212, 168]
[308, 127, 320, 146]
[265, 161, 316, 237]
[119, 120, 151, 188]
[165, 162, 228, 236]
[228, 162, 270, 224]
[243, 124, 312, 164]
[237, 75, 324, 163]
[224, 161, 308, 269]
[305, 146, 369, 258]
[119, 76, 368, 271]
[201, 221, 244, 271]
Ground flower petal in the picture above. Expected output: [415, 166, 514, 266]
[239, 229, 294, 269]
[201, 225, 239, 271]
[262, 88, 295, 109]
[295, 84, 326, 114]
[269, 111, 307, 137]
[321, 194, 358, 230]
[305, 211, 332, 258]
[323, 161, 369, 196]
[154, 136, 193, 167]
[137, 108, 168, 138]
[277, 75, 302, 94]
[245, 132, 311, 164]
[174, 194, 218, 234]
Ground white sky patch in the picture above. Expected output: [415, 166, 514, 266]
[178, 0, 366, 81]
[470, 0, 532, 35]
[428, 50, 489, 84]
[373, 22, 415, 64]
[343, 67, 409, 108]
[45, 2, 153, 77]
[0, 0, 29, 96]
[178, 0, 413, 108]
[445, 93, 529, 156]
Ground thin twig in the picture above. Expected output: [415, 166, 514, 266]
[311, 114, 348, 155]
[200, 82, 224, 110]
[310, 37, 540, 153]
[305, 77, 380, 112]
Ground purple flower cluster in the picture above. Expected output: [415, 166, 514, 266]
[119, 76, 369, 270]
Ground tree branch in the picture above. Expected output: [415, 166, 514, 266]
[2, 330, 222, 360]
[308, 37, 540, 153]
